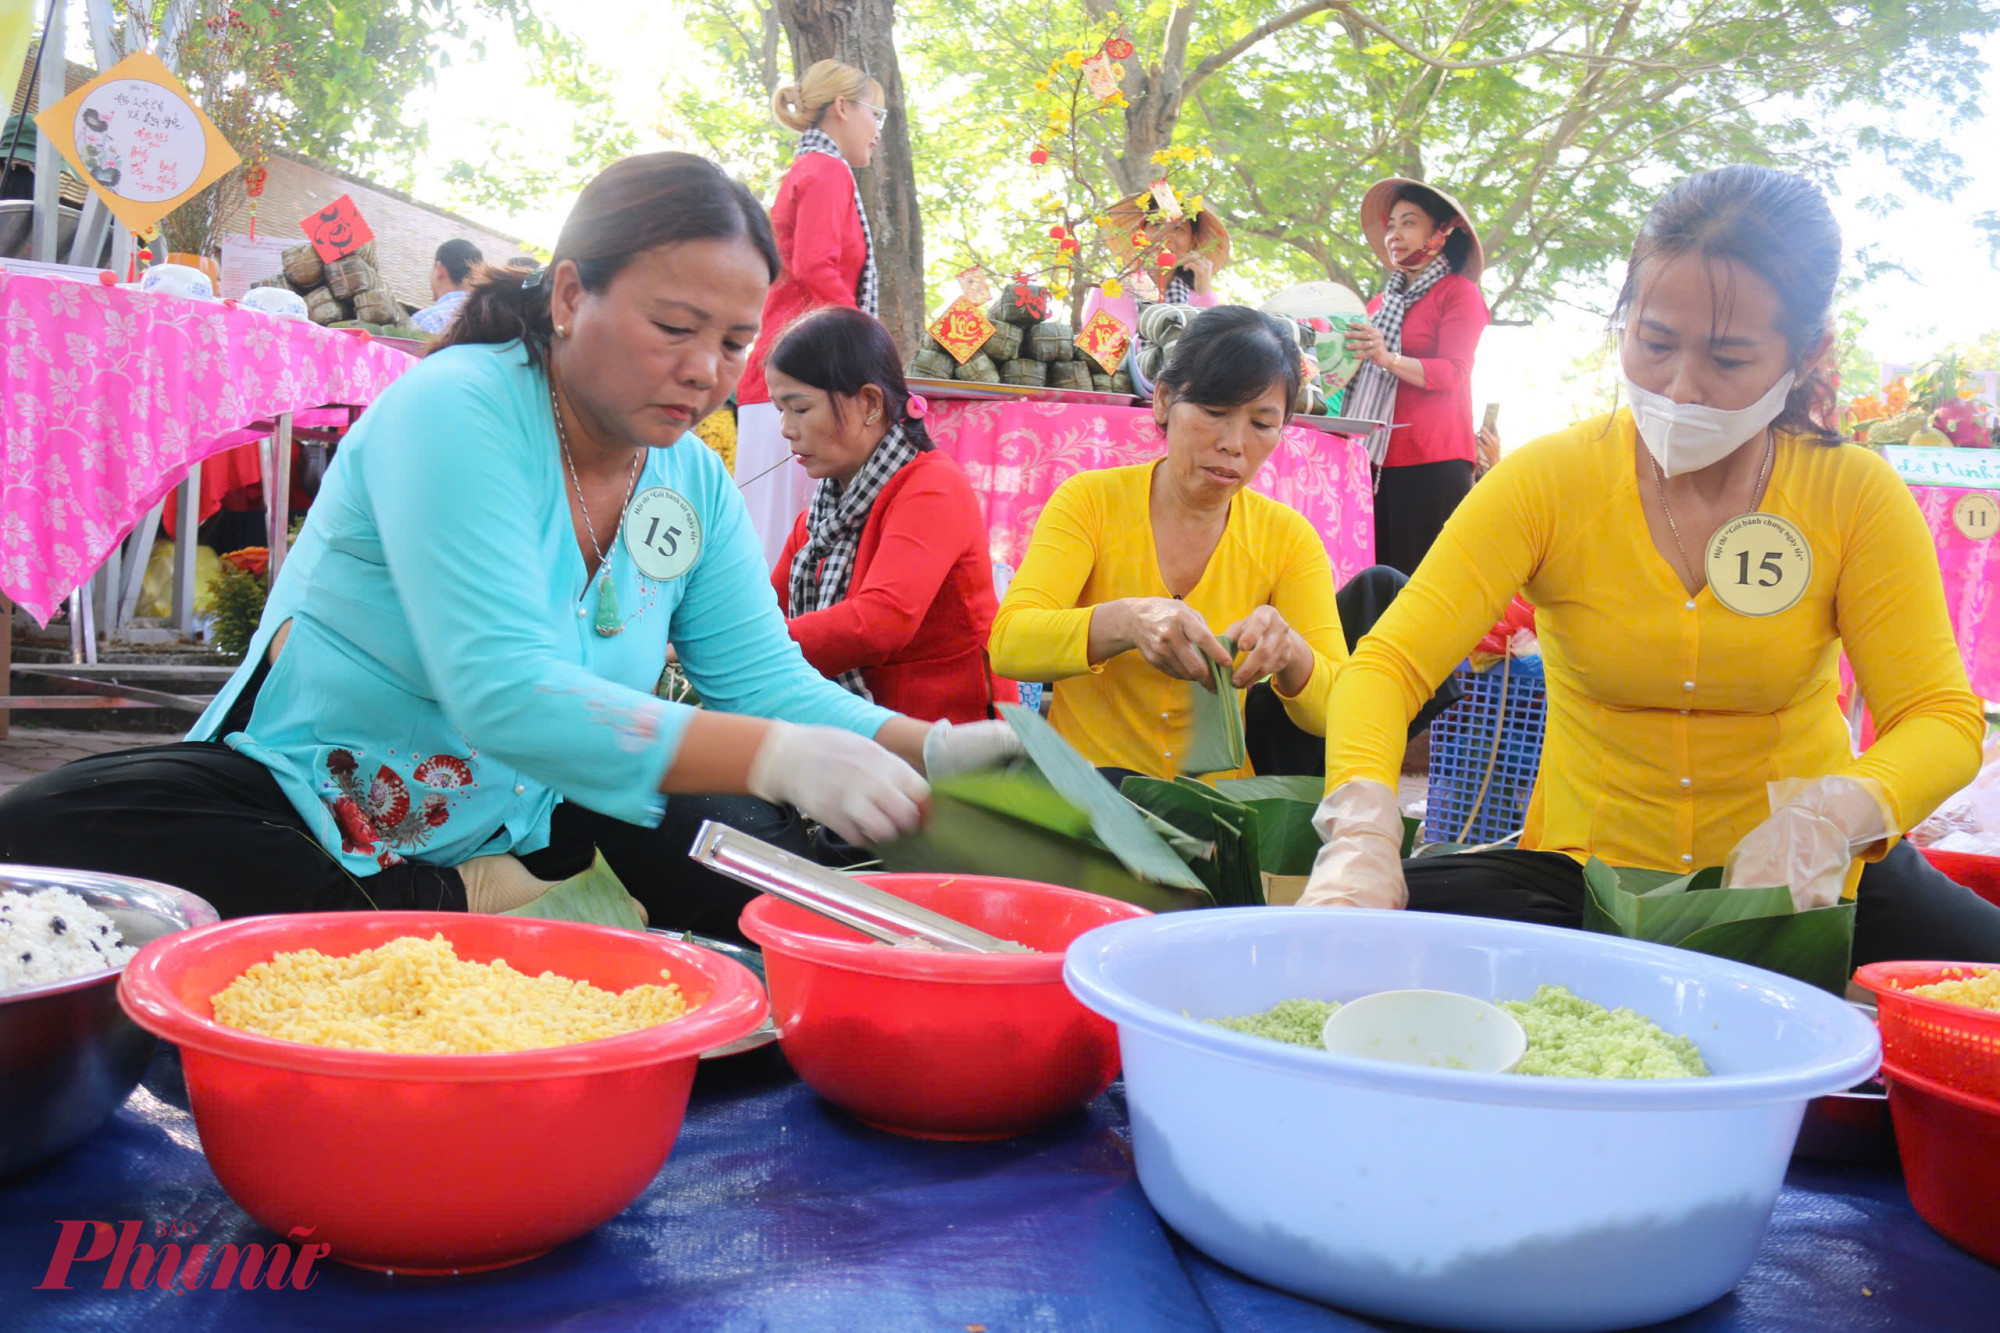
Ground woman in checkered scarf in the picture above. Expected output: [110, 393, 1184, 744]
[1340, 178, 1491, 578]
[766, 306, 1021, 727]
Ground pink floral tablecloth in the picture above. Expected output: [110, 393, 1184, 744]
[925, 399, 1375, 581]
[1913, 484, 1999, 702]
[0, 271, 413, 624]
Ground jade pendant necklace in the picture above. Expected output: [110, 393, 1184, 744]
[552, 379, 643, 637]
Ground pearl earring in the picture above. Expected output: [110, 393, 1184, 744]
[556, 324, 568, 339]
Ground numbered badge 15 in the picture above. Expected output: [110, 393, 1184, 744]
[623, 488, 703, 582]
[1703, 512, 1813, 617]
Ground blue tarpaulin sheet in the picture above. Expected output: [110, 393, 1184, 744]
[4, 1045, 1997, 1332]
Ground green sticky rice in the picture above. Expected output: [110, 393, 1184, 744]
[1208, 984, 1709, 1079]
[1501, 984, 1708, 1079]
[1205, 998, 1340, 1047]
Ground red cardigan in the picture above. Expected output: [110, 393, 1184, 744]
[739, 153, 869, 406]
[1365, 272, 1490, 468]
[773, 450, 1019, 724]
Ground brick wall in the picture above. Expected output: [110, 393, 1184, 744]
[216, 153, 534, 312]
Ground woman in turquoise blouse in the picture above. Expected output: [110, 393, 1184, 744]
[0, 154, 1016, 933]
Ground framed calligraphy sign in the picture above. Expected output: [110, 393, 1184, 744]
[35, 51, 239, 237]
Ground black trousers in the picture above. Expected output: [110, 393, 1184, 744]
[1243, 564, 1461, 777]
[1401, 843, 2000, 968]
[1374, 457, 1474, 577]
[0, 741, 799, 941]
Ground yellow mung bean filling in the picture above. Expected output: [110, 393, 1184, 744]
[1907, 968, 2000, 1013]
[209, 933, 690, 1053]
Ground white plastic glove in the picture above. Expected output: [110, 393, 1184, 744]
[921, 719, 1025, 780]
[1721, 775, 1896, 912]
[1299, 779, 1409, 910]
[747, 722, 930, 846]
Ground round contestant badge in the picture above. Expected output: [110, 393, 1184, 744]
[1703, 512, 1813, 617]
[623, 487, 703, 581]
[1951, 493, 1997, 542]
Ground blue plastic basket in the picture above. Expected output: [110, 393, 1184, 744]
[1422, 655, 1547, 847]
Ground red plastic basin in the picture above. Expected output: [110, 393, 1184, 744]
[1882, 1061, 2000, 1267]
[1920, 848, 2000, 908]
[117, 912, 766, 1274]
[739, 874, 1148, 1140]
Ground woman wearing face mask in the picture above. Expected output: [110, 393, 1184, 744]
[1301, 164, 2000, 967]
[767, 306, 1019, 726]
[1343, 179, 1491, 577]
[736, 59, 891, 568]
[0, 154, 1010, 935]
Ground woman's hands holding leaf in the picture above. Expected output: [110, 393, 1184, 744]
[1223, 605, 1312, 694]
[1091, 596, 1233, 683]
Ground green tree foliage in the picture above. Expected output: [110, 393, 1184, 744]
[632, 0, 1998, 321]
[121, 1, 581, 183]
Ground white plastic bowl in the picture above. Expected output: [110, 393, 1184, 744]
[137, 262, 215, 301]
[1063, 908, 1880, 1333]
[239, 285, 308, 319]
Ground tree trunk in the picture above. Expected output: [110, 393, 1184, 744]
[774, 0, 926, 357]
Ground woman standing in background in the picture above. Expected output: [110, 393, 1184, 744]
[1343, 179, 1490, 576]
[735, 59, 889, 568]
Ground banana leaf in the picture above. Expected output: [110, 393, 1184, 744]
[1238, 798, 1321, 876]
[998, 703, 1206, 891]
[938, 767, 1095, 841]
[1122, 777, 1265, 906]
[1130, 803, 1220, 860]
[1215, 776, 1326, 803]
[1677, 907, 1858, 998]
[1580, 858, 1854, 994]
[503, 852, 646, 930]
[1210, 777, 1328, 874]
[874, 789, 1212, 912]
[1182, 635, 1245, 776]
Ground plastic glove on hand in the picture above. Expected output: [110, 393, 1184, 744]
[922, 719, 1025, 780]
[748, 722, 930, 847]
[1299, 779, 1409, 910]
[1722, 775, 1896, 912]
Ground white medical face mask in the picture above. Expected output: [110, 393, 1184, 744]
[1623, 369, 1796, 477]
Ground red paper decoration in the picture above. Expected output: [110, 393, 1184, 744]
[1009, 279, 1050, 322]
[929, 297, 998, 365]
[299, 193, 376, 263]
[1075, 310, 1132, 375]
[1029, 147, 1049, 165]
[1105, 37, 1135, 59]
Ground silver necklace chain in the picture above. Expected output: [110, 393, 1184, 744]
[1650, 429, 1774, 591]
[551, 379, 642, 573]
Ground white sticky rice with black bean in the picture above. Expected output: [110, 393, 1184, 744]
[0, 888, 136, 992]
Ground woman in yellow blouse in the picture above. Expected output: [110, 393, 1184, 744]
[1304, 165, 2000, 965]
[991, 306, 1435, 780]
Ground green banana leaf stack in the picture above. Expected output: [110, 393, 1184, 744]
[874, 704, 1215, 912]
[872, 696, 1339, 912]
[1580, 860, 1855, 996]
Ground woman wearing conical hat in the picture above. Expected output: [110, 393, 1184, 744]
[1341, 179, 1491, 576]
[1103, 189, 1233, 306]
